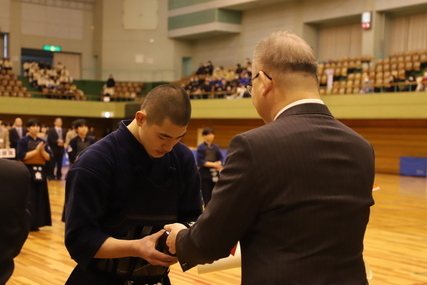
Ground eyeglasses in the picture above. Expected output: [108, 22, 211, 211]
[245, 72, 272, 95]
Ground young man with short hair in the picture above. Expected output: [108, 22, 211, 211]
[64, 85, 202, 285]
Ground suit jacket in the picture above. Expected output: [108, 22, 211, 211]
[47, 127, 66, 153]
[9, 128, 21, 149]
[176, 103, 375, 285]
[0, 159, 31, 284]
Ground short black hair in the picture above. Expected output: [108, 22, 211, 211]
[26, 118, 40, 127]
[202, 127, 214, 136]
[73, 119, 87, 129]
[140, 84, 191, 127]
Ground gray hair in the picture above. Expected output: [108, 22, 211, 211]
[253, 31, 318, 80]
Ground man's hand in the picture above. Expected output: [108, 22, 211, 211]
[94, 230, 178, 267]
[164, 223, 188, 255]
[133, 230, 178, 267]
[215, 161, 224, 171]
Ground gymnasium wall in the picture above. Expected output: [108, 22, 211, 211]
[4, 0, 95, 78]
[3, 0, 427, 175]
[2, 0, 427, 81]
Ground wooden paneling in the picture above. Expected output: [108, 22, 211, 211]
[3, 114, 426, 175]
[183, 118, 427, 175]
[342, 119, 427, 174]
[181, 118, 264, 149]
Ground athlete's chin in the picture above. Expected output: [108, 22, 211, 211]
[152, 150, 167, 158]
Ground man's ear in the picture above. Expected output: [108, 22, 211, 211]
[260, 71, 272, 97]
[135, 111, 147, 126]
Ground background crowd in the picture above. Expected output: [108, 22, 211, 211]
[22, 60, 83, 99]
[181, 59, 253, 99]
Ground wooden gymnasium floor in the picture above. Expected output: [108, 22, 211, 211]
[7, 172, 427, 285]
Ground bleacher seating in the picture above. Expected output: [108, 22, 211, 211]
[0, 69, 31, 97]
[101, 81, 145, 102]
[318, 50, 427, 95]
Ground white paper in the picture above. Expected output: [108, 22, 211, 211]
[196, 243, 373, 281]
[197, 243, 241, 274]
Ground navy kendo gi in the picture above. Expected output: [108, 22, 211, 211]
[64, 120, 202, 285]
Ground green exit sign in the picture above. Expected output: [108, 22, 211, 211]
[43, 45, 62, 52]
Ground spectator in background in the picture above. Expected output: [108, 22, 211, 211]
[3, 58, 12, 70]
[47, 117, 66, 181]
[0, 117, 10, 149]
[102, 74, 116, 100]
[205, 60, 214, 75]
[48, 67, 58, 80]
[197, 127, 223, 206]
[187, 77, 200, 96]
[9, 117, 24, 153]
[56, 61, 64, 71]
[235, 63, 244, 78]
[62, 119, 96, 221]
[213, 66, 226, 79]
[224, 67, 236, 82]
[239, 72, 251, 87]
[0, 159, 31, 285]
[23, 60, 31, 76]
[196, 63, 206, 75]
[65, 125, 77, 148]
[106, 74, 116, 88]
[2, 121, 12, 131]
[67, 119, 96, 165]
[200, 79, 213, 99]
[102, 86, 115, 98]
[61, 66, 70, 77]
[102, 127, 112, 138]
[416, 70, 427, 91]
[404, 73, 417, 92]
[37, 124, 49, 140]
[87, 127, 96, 141]
[38, 60, 45, 70]
[360, 76, 374, 94]
[17, 118, 52, 232]
[385, 75, 397, 92]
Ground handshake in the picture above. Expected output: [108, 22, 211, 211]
[156, 223, 191, 255]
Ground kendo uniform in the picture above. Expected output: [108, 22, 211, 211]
[62, 135, 96, 221]
[65, 120, 202, 285]
[17, 135, 52, 231]
[196, 142, 223, 206]
[67, 135, 96, 164]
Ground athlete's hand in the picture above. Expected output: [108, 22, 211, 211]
[133, 230, 178, 266]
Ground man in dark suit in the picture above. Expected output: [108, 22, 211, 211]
[0, 159, 31, 284]
[47, 117, 66, 180]
[9, 117, 24, 160]
[9, 117, 24, 149]
[165, 31, 375, 285]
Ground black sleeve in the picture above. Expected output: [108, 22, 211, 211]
[0, 160, 30, 284]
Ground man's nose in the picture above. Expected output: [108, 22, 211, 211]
[163, 141, 175, 152]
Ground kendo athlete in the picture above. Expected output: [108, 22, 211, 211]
[64, 85, 203, 285]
